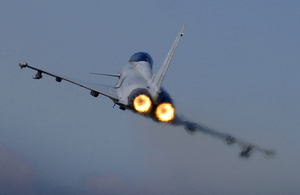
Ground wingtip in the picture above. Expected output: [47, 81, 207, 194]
[19, 61, 28, 69]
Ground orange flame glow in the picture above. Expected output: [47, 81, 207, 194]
[133, 94, 152, 113]
[155, 103, 175, 122]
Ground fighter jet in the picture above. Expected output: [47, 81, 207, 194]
[19, 25, 186, 122]
[19, 25, 276, 158]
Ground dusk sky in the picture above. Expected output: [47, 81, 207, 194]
[1, 1, 300, 194]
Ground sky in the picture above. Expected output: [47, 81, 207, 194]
[1, 0, 300, 194]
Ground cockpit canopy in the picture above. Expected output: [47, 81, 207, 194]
[129, 52, 153, 68]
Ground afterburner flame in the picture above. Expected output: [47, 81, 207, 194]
[155, 103, 175, 122]
[133, 94, 152, 113]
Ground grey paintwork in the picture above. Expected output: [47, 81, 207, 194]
[19, 25, 185, 114]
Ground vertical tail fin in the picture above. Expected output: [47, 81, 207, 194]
[152, 25, 185, 90]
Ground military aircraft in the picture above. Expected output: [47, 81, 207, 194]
[19, 25, 186, 122]
[19, 25, 275, 158]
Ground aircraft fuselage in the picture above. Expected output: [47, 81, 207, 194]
[114, 55, 174, 122]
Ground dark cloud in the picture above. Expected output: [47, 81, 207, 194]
[0, 143, 37, 195]
[84, 173, 131, 195]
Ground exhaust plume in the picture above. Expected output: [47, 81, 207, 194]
[155, 103, 175, 122]
[171, 114, 275, 158]
[133, 94, 152, 113]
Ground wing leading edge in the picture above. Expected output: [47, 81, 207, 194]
[19, 62, 119, 101]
